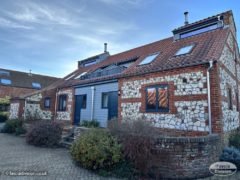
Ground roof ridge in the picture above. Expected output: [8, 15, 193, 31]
[0, 67, 60, 79]
[107, 36, 173, 58]
[173, 10, 232, 32]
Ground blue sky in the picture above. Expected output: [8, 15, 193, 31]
[0, 0, 239, 78]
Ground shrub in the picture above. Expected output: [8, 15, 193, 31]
[109, 118, 158, 176]
[0, 96, 10, 112]
[0, 112, 9, 122]
[2, 119, 24, 134]
[26, 121, 63, 147]
[70, 129, 122, 170]
[98, 160, 138, 179]
[0, 96, 10, 105]
[15, 126, 27, 136]
[229, 127, 240, 149]
[220, 147, 240, 169]
[81, 120, 99, 128]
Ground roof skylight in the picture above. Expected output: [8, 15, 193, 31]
[175, 45, 194, 56]
[32, 82, 41, 89]
[0, 78, 11, 85]
[139, 53, 159, 65]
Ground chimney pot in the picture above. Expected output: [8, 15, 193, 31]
[29, 69, 32, 77]
[104, 43, 107, 53]
[184, 11, 189, 25]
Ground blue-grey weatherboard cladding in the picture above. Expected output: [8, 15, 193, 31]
[75, 82, 118, 127]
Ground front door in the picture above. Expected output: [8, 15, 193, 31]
[108, 91, 118, 120]
[74, 95, 84, 125]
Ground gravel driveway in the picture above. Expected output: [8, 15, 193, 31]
[0, 133, 116, 180]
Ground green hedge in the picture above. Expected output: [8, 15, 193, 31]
[81, 120, 99, 128]
[2, 119, 26, 135]
[0, 112, 9, 123]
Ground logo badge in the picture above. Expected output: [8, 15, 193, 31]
[209, 161, 237, 176]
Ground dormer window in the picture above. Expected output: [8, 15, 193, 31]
[32, 82, 41, 89]
[0, 70, 10, 76]
[172, 13, 224, 40]
[180, 23, 219, 39]
[139, 53, 160, 65]
[84, 60, 96, 67]
[175, 45, 194, 56]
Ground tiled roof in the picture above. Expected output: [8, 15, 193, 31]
[0, 68, 60, 89]
[13, 10, 233, 95]
[61, 26, 229, 88]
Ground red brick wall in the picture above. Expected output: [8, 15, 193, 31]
[0, 85, 36, 98]
[210, 63, 223, 133]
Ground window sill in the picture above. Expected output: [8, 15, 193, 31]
[145, 110, 170, 114]
[57, 110, 67, 112]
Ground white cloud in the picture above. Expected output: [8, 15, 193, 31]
[4, 1, 78, 26]
[0, 17, 32, 29]
[0, 0, 147, 77]
[97, 0, 153, 8]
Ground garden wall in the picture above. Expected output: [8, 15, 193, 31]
[73, 126, 220, 179]
[152, 134, 220, 179]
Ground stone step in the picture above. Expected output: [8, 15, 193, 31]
[60, 141, 72, 149]
[62, 135, 75, 142]
[62, 126, 75, 135]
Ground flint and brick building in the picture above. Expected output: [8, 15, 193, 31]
[10, 11, 240, 143]
[0, 68, 59, 99]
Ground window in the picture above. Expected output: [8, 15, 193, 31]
[44, 98, 51, 108]
[32, 82, 41, 89]
[182, 78, 187, 83]
[236, 91, 239, 111]
[146, 85, 169, 112]
[180, 23, 219, 39]
[0, 70, 10, 76]
[1, 78, 11, 85]
[227, 88, 233, 110]
[102, 93, 109, 108]
[81, 95, 87, 109]
[175, 45, 194, 56]
[84, 61, 96, 67]
[139, 53, 159, 65]
[58, 95, 67, 111]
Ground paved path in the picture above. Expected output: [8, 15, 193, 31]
[1, 133, 239, 180]
[0, 123, 5, 131]
[0, 133, 116, 180]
